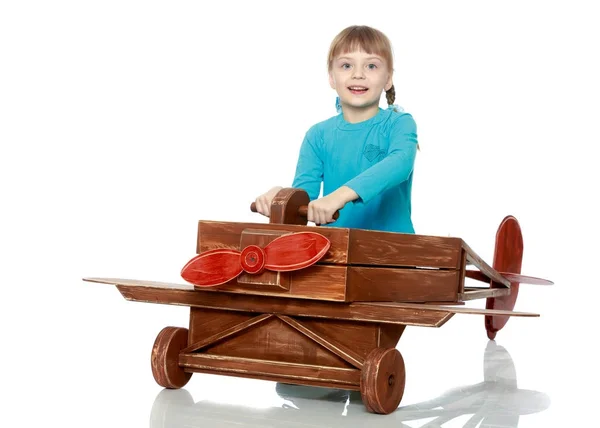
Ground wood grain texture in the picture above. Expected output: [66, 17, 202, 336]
[288, 265, 347, 300]
[356, 301, 538, 317]
[250, 188, 340, 223]
[378, 325, 406, 349]
[198, 265, 462, 303]
[348, 229, 462, 268]
[300, 318, 381, 360]
[202, 317, 352, 368]
[269, 187, 310, 225]
[179, 353, 361, 388]
[113, 283, 455, 327]
[182, 314, 274, 354]
[188, 309, 254, 346]
[198, 221, 349, 264]
[199, 222, 468, 269]
[278, 315, 365, 369]
[346, 267, 460, 302]
[201, 316, 355, 368]
[360, 348, 405, 414]
[205, 265, 347, 301]
[151, 327, 192, 389]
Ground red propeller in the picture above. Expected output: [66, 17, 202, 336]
[181, 232, 331, 287]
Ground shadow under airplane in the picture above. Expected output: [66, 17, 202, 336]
[150, 341, 550, 427]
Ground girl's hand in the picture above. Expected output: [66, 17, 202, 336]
[307, 195, 343, 224]
[254, 186, 283, 217]
[308, 195, 342, 225]
[308, 186, 359, 225]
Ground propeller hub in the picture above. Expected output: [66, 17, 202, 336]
[241, 245, 266, 274]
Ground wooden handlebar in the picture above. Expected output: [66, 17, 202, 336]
[250, 202, 340, 220]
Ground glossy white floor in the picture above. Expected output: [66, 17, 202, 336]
[147, 340, 549, 428]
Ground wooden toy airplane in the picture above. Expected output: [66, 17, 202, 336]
[84, 188, 552, 415]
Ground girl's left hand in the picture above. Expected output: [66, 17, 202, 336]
[307, 194, 345, 225]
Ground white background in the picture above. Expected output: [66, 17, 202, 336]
[1, 1, 598, 427]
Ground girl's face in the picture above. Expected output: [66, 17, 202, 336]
[329, 50, 392, 113]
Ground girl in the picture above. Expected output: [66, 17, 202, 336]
[254, 25, 419, 234]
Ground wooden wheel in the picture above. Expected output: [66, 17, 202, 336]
[485, 215, 523, 340]
[151, 327, 192, 389]
[360, 347, 406, 414]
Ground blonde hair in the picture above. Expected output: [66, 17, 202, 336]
[327, 25, 396, 107]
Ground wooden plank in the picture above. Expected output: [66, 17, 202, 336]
[459, 287, 511, 301]
[189, 311, 382, 365]
[203, 265, 347, 302]
[421, 301, 465, 306]
[356, 301, 538, 317]
[461, 240, 510, 287]
[289, 265, 347, 301]
[378, 325, 406, 349]
[300, 319, 380, 360]
[199, 316, 354, 369]
[347, 267, 460, 302]
[182, 314, 274, 354]
[348, 229, 462, 268]
[198, 264, 463, 303]
[179, 353, 361, 387]
[85, 277, 194, 289]
[197, 220, 349, 264]
[278, 315, 365, 369]
[91, 277, 534, 317]
[88, 279, 454, 327]
[198, 221, 465, 269]
[188, 308, 254, 346]
[458, 248, 467, 294]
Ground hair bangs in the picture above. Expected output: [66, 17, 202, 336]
[327, 26, 393, 71]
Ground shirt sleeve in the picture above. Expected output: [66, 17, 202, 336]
[344, 113, 418, 204]
[291, 126, 323, 201]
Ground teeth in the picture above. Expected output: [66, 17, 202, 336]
[349, 87, 367, 90]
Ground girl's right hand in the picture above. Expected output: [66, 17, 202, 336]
[254, 186, 283, 217]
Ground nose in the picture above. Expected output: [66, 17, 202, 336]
[352, 66, 365, 79]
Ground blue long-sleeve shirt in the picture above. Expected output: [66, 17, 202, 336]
[291, 107, 418, 233]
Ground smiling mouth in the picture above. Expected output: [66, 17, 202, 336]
[348, 86, 368, 94]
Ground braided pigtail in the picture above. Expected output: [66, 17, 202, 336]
[387, 84, 420, 151]
[386, 85, 396, 108]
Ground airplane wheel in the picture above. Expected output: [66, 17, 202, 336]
[360, 347, 405, 414]
[151, 327, 192, 389]
[485, 215, 523, 340]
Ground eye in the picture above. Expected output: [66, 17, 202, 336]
[341, 63, 352, 70]
[367, 63, 377, 70]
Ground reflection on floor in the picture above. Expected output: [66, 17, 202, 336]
[150, 341, 550, 427]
